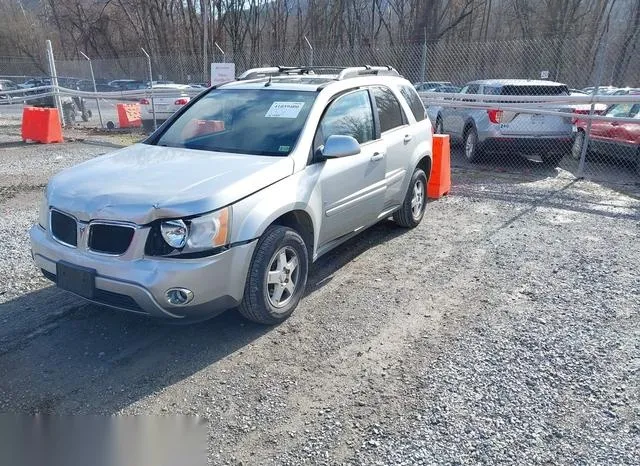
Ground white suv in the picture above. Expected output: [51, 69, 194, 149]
[30, 66, 433, 324]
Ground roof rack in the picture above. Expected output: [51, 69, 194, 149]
[337, 66, 400, 80]
[237, 65, 400, 81]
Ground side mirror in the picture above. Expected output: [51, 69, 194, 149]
[318, 135, 361, 159]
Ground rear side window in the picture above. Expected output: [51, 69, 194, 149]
[400, 85, 426, 122]
[372, 86, 405, 132]
[501, 85, 569, 96]
[320, 89, 374, 144]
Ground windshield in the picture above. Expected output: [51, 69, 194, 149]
[154, 89, 317, 156]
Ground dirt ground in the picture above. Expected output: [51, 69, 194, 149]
[0, 118, 638, 465]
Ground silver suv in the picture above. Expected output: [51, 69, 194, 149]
[432, 79, 573, 166]
[30, 66, 433, 324]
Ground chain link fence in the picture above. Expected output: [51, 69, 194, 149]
[1, 35, 638, 184]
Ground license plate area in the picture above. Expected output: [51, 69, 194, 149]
[530, 114, 545, 125]
[56, 261, 96, 299]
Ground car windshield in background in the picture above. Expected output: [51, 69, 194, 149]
[154, 89, 317, 156]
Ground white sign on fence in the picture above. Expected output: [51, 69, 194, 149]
[540, 70, 550, 79]
[211, 63, 236, 85]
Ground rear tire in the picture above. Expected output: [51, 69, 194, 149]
[239, 226, 308, 325]
[393, 168, 427, 228]
[463, 126, 482, 162]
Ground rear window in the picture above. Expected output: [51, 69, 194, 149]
[500, 85, 569, 96]
[399, 85, 426, 122]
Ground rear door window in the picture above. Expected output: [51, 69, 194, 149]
[399, 85, 426, 122]
[372, 86, 405, 132]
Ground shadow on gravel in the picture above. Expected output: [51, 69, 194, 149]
[0, 220, 409, 415]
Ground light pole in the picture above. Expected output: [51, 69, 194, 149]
[79, 51, 103, 128]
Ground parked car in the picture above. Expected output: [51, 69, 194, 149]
[612, 88, 640, 96]
[429, 85, 461, 94]
[139, 84, 192, 131]
[147, 80, 175, 86]
[570, 90, 607, 119]
[30, 66, 432, 324]
[414, 81, 453, 92]
[108, 79, 147, 90]
[572, 103, 640, 170]
[20, 77, 51, 89]
[433, 79, 573, 166]
[0, 79, 22, 103]
[75, 80, 118, 93]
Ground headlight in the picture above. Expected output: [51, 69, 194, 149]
[160, 219, 188, 248]
[158, 207, 231, 255]
[38, 187, 49, 229]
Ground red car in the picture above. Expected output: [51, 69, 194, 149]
[572, 103, 640, 170]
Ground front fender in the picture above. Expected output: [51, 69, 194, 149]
[230, 170, 322, 253]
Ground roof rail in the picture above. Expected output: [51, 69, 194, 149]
[337, 66, 400, 80]
[238, 65, 400, 81]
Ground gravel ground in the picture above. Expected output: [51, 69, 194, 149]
[0, 122, 638, 465]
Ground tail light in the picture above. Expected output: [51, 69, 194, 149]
[139, 98, 150, 105]
[572, 109, 588, 124]
[174, 98, 189, 105]
[487, 109, 503, 124]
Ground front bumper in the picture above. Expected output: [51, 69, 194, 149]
[30, 225, 256, 320]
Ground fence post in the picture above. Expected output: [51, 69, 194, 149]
[578, 23, 610, 178]
[141, 47, 156, 131]
[45, 40, 64, 127]
[420, 27, 427, 83]
[304, 36, 313, 67]
[80, 51, 104, 128]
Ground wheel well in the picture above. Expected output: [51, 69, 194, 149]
[417, 155, 432, 182]
[272, 210, 314, 260]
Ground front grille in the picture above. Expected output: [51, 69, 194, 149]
[94, 289, 144, 313]
[50, 210, 77, 247]
[88, 223, 135, 255]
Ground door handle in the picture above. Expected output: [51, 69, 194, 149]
[403, 134, 413, 143]
[611, 121, 620, 126]
[371, 152, 385, 161]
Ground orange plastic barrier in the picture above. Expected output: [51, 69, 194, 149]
[117, 103, 142, 128]
[181, 119, 225, 139]
[427, 134, 451, 199]
[21, 106, 63, 144]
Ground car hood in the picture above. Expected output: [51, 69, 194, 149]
[47, 143, 294, 224]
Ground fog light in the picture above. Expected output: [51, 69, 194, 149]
[165, 288, 194, 306]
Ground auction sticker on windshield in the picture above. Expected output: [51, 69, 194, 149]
[265, 102, 305, 118]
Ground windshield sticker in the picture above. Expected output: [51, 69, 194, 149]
[265, 101, 305, 118]
[278, 145, 290, 152]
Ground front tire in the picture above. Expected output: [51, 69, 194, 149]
[239, 226, 309, 325]
[393, 168, 427, 228]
